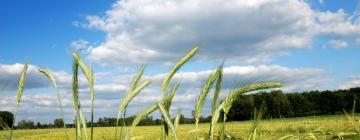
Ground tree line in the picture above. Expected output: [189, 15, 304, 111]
[227, 87, 360, 121]
[1, 87, 360, 130]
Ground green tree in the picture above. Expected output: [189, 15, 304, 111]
[0, 111, 13, 130]
[54, 118, 64, 128]
[17, 120, 35, 129]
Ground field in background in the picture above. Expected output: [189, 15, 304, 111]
[1, 114, 359, 140]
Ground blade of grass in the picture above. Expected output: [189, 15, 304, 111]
[9, 63, 28, 140]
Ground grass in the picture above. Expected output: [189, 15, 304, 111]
[1, 114, 360, 140]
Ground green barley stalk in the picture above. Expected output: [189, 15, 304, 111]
[130, 64, 146, 91]
[160, 46, 198, 139]
[116, 80, 151, 139]
[212, 64, 223, 114]
[129, 103, 158, 138]
[9, 63, 28, 140]
[72, 60, 81, 140]
[162, 82, 180, 136]
[118, 80, 151, 113]
[222, 82, 280, 114]
[194, 70, 219, 130]
[174, 110, 181, 131]
[161, 46, 199, 95]
[209, 81, 280, 140]
[164, 82, 180, 111]
[39, 68, 67, 131]
[158, 102, 177, 140]
[115, 64, 149, 140]
[72, 59, 88, 140]
[72, 52, 94, 140]
[247, 107, 265, 140]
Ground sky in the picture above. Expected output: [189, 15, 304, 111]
[0, 0, 360, 123]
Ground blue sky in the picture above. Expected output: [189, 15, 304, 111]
[1, 0, 360, 123]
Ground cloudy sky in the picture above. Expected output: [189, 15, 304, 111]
[1, 0, 360, 123]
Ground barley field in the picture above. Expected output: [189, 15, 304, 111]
[1, 115, 359, 140]
[1, 47, 359, 140]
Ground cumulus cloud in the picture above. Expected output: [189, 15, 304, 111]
[84, 0, 317, 65]
[0, 63, 50, 90]
[145, 65, 331, 92]
[79, 0, 360, 66]
[339, 76, 360, 89]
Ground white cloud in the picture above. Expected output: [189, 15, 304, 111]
[0, 63, 50, 90]
[70, 39, 93, 53]
[328, 39, 348, 48]
[339, 76, 360, 89]
[84, 0, 317, 65]
[78, 0, 360, 66]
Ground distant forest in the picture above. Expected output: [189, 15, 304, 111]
[1, 87, 360, 129]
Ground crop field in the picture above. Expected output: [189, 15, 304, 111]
[1, 115, 359, 140]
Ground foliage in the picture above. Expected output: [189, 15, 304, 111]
[53, 119, 65, 128]
[227, 88, 360, 121]
[0, 111, 13, 130]
[17, 120, 35, 129]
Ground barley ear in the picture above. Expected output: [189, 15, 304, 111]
[72, 52, 94, 140]
[39, 68, 67, 132]
[195, 70, 218, 127]
[161, 46, 199, 95]
[9, 63, 28, 140]
[212, 64, 223, 114]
